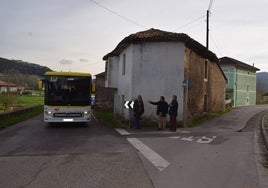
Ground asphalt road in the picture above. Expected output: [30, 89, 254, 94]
[1, 105, 268, 188]
[0, 115, 153, 188]
[118, 105, 268, 188]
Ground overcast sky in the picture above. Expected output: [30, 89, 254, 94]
[1, 0, 268, 75]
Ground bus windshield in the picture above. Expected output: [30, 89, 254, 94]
[44, 75, 91, 106]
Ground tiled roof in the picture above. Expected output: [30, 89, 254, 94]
[103, 28, 218, 62]
[219, 57, 259, 71]
[0, 81, 17, 87]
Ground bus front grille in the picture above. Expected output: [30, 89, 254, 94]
[53, 113, 83, 117]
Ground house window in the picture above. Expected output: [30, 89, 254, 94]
[122, 54, 126, 75]
[247, 85, 250, 92]
[204, 60, 208, 80]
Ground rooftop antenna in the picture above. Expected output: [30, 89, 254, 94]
[206, 0, 214, 50]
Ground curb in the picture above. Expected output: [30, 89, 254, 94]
[261, 114, 268, 151]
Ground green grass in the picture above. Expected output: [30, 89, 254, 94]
[94, 110, 231, 129]
[0, 94, 44, 129]
[94, 111, 123, 128]
[16, 95, 44, 107]
[0, 105, 43, 129]
[188, 110, 230, 127]
[0, 95, 44, 113]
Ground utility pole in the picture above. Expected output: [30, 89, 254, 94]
[183, 79, 189, 128]
[206, 0, 214, 50]
[206, 10, 209, 49]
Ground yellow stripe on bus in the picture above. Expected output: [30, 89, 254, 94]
[45, 71, 91, 77]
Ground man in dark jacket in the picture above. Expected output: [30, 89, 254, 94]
[169, 95, 178, 132]
[148, 96, 168, 130]
[133, 95, 144, 129]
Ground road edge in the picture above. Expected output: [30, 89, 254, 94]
[261, 114, 268, 151]
[255, 112, 268, 188]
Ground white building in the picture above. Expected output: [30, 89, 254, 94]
[103, 29, 226, 122]
[0, 81, 18, 92]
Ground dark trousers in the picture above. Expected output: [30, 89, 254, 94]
[134, 115, 141, 129]
[170, 116, 177, 131]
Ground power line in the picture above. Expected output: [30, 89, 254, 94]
[173, 15, 206, 32]
[89, 0, 222, 56]
[209, 34, 223, 57]
[89, 0, 147, 29]
[208, 0, 214, 11]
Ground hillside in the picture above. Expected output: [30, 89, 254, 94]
[0, 57, 52, 89]
[0, 57, 52, 77]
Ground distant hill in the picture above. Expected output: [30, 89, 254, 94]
[0, 57, 52, 89]
[257, 72, 268, 95]
[256, 72, 268, 103]
[0, 57, 52, 77]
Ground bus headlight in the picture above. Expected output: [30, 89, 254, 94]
[84, 111, 90, 115]
[46, 111, 52, 115]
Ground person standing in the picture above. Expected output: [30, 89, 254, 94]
[133, 95, 144, 129]
[169, 95, 178, 132]
[148, 96, 168, 130]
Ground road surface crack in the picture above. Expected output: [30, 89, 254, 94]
[21, 158, 51, 188]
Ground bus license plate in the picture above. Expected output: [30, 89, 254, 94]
[63, 118, 74, 122]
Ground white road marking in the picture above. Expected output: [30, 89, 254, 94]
[168, 136, 181, 139]
[169, 135, 217, 144]
[127, 138, 170, 171]
[181, 136, 194, 142]
[115, 128, 131, 136]
[196, 136, 217, 144]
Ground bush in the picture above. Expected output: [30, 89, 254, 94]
[0, 92, 19, 111]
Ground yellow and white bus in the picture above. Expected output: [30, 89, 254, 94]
[42, 71, 92, 123]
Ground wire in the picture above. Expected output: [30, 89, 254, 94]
[209, 34, 223, 57]
[173, 15, 206, 32]
[208, 0, 214, 11]
[89, 0, 147, 29]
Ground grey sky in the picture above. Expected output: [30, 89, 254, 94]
[1, 0, 268, 75]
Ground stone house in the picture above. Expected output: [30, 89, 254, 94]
[103, 28, 226, 122]
[219, 57, 259, 107]
[95, 72, 114, 111]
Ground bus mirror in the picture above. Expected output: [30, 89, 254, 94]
[37, 80, 43, 90]
[91, 83, 96, 93]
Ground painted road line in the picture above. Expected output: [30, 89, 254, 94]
[127, 138, 170, 171]
[196, 136, 216, 144]
[181, 136, 194, 142]
[115, 128, 131, 136]
[168, 136, 181, 139]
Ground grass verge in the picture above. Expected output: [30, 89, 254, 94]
[0, 95, 44, 113]
[0, 105, 43, 129]
[93, 109, 232, 129]
[94, 111, 123, 128]
[188, 109, 230, 127]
